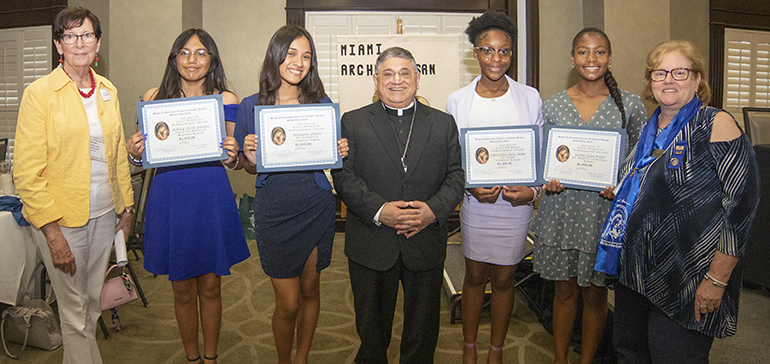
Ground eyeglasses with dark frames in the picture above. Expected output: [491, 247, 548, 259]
[650, 68, 693, 82]
[60, 32, 97, 45]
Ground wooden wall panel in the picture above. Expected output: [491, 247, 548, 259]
[0, 0, 66, 30]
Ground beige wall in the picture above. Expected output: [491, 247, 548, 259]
[670, 0, 709, 70]
[538, 0, 584, 101]
[605, 0, 670, 114]
[202, 0, 285, 101]
[202, 0, 286, 194]
[183, 0, 203, 30]
[109, 0, 183, 133]
[538, 0, 708, 115]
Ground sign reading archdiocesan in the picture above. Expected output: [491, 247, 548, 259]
[336, 34, 460, 113]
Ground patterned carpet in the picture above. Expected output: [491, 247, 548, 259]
[8, 233, 572, 364]
[6, 232, 770, 363]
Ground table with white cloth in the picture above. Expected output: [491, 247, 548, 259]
[0, 210, 42, 305]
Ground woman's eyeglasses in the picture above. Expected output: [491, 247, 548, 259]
[474, 46, 512, 59]
[177, 49, 211, 59]
[650, 68, 692, 82]
[60, 32, 97, 45]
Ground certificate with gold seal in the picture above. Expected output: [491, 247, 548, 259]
[540, 125, 627, 191]
[137, 94, 226, 168]
[254, 103, 342, 173]
[461, 125, 542, 188]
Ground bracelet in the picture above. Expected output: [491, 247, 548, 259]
[704, 272, 727, 288]
[223, 155, 238, 171]
[128, 153, 142, 166]
[120, 206, 136, 218]
[528, 186, 540, 204]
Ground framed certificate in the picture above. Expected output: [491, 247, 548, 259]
[461, 125, 542, 188]
[137, 94, 226, 169]
[540, 125, 627, 191]
[254, 103, 342, 173]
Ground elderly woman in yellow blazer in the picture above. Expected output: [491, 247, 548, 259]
[13, 7, 133, 364]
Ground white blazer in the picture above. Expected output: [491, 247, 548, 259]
[445, 74, 544, 134]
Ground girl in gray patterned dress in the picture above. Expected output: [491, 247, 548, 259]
[530, 28, 646, 364]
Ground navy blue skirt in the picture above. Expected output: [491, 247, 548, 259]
[254, 171, 335, 279]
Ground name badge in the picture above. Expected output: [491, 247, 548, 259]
[668, 140, 687, 169]
[100, 88, 111, 101]
[90, 137, 107, 162]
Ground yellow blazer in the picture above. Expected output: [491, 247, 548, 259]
[14, 67, 133, 228]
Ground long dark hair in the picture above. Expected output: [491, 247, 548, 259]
[572, 27, 627, 128]
[258, 25, 325, 106]
[154, 28, 229, 100]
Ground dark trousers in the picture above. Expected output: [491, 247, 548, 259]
[614, 283, 714, 364]
[348, 255, 444, 364]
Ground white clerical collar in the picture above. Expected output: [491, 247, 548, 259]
[382, 100, 416, 116]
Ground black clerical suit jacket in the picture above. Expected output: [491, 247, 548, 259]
[332, 102, 465, 272]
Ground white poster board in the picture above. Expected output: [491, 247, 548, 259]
[336, 34, 460, 114]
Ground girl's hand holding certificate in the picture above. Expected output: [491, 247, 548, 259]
[221, 136, 239, 168]
[469, 186, 501, 203]
[243, 134, 259, 167]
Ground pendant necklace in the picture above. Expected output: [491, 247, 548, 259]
[574, 85, 607, 98]
[477, 81, 507, 102]
[400, 103, 417, 172]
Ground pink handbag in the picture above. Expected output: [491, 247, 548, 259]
[101, 265, 138, 311]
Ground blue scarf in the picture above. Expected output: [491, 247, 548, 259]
[594, 97, 702, 274]
[0, 195, 30, 226]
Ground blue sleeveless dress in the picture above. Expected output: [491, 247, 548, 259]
[143, 103, 250, 281]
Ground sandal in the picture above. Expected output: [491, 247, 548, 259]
[463, 341, 477, 364]
[489, 342, 505, 364]
[203, 354, 218, 364]
[187, 356, 202, 364]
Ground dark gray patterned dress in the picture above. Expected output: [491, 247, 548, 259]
[532, 90, 646, 287]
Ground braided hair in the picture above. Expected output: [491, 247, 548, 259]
[465, 10, 517, 46]
[572, 27, 626, 128]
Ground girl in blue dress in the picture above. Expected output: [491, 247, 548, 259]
[126, 29, 249, 364]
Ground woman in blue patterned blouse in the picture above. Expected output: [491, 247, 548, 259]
[596, 40, 760, 364]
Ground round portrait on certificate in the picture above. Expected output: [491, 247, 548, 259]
[475, 147, 490, 164]
[155, 122, 170, 141]
[271, 126, 286, 146]
[556, 145, 570, 162]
